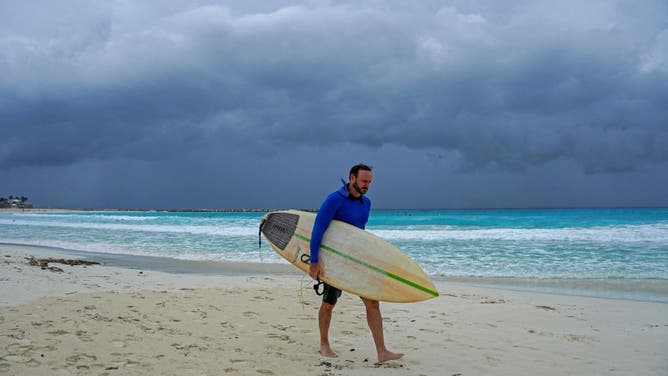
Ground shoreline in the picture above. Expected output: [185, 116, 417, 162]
[1, 243, 300, 276]
[2, 241, 667, 304]
[2, 206, 667, 213]
[1, 242, 667, 375]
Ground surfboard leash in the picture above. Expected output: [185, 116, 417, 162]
[257, 218, 266, 263]
[258, 218, 266, 249]
[299, 253, 325, 296]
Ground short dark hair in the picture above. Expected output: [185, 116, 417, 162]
[349, 163, 372, 177]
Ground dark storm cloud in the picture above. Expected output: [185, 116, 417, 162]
[1, 0, 667, 173]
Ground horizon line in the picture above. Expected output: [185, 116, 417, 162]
[2, 206, 667, 213]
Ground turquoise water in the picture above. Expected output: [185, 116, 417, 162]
[2, 208, 667, 301]
[369, 209, 668, 279]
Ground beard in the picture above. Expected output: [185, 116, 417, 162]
[352, 181, 367, 195]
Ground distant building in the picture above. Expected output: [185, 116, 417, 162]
[0, 197, 32, 209]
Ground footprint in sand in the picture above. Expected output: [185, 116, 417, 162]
[31, 320, 54, 328]
[369, 362, 405, 369]
[271, 324, 294, 331]
[5, 342, 35, 361]
[485, 355, 502, 366]
[24, 358, 42, 367]
[40, 322, 67, 333]
[65, 353, 97, 366]
[220, 321, 235, 329]
[208, 304, 222, 312]
[268, 333, 293, 343]
[76, 330, 94, 342]
[189, 308, 208, 319]
[34, 344, 58, 356]
[564, 334, 597, 343]
[111, 340, 127, 348]
[125, 359, 142, 367]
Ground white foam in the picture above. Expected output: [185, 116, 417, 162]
[0, 219, 256, 237]
[6, 213, 161, 221]
[369, 223, 668, 243]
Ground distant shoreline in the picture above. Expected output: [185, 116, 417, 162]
[1, 206, 666, 213]
[0, 207, 315, 213]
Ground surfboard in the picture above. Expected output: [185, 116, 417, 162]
[260, 210, 439, 303]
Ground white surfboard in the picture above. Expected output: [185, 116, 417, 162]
[260, 210, 439, 303]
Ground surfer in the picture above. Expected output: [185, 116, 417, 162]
[309, 163, 404, 363]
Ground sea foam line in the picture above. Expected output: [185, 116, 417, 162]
[370, 224, 668, 242]
[0, 219, 256, 236]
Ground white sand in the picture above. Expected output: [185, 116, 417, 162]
[1, 244, 667, 375]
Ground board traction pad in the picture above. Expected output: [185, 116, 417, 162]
[261, 212, 299, 250]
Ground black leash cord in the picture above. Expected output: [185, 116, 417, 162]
[300, 254, 325, 295]
[313, 279, 325, 295]
[258, 218, 265, 249]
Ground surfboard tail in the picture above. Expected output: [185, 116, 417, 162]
[260, 212, 299, 251]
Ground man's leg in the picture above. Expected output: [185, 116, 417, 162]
[318, 284, 341, 357]
[360, 297, 404, 363]
[318, 301, 337, 357]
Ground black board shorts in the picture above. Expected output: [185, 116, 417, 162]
[322, 283, 342, 305]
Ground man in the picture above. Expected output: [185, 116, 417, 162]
[309, 163, 404, 363]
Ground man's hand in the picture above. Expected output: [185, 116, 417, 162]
[309, 262, 324, 280]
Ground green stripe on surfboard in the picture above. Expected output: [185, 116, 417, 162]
[293, 233, 439, 298]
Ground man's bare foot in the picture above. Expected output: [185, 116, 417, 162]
[319, 344, 337, 358]
[377, 350, 404, 363]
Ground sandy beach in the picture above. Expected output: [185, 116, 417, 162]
[1, 244, 667, 376]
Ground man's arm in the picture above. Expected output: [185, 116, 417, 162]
[309, 195, 340, 279]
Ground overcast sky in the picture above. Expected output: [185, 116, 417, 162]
[1, 0, 667, 209]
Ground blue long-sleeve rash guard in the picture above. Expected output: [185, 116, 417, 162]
[309, 179, 371, 263]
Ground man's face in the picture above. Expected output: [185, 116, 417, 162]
[351, 170, 372, 195]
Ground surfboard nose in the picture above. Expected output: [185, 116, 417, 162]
[260, 211, 299, 251]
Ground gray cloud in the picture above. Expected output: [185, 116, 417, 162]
[1, 1, 667, 208]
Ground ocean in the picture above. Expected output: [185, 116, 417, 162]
[1, 208, 667, 302]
